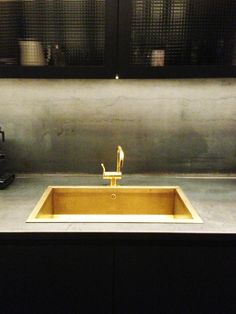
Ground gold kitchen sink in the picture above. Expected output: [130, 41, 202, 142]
[27, 186, 202, 223]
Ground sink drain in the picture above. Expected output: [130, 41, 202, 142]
[111, 193, 117, 200]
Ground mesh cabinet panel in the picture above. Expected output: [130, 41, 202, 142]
[130, 0, 236, 66]
[0, 0, 106, 66]
[0, 1, 20, 65]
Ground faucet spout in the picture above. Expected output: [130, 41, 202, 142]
[116, 145, 124, 172]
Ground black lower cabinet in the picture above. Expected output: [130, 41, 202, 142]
[115, 242, 236, 314]
[0, 240, 114, 314]
[0, 237, 236, 314]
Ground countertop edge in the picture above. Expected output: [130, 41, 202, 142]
[1, 232, 236, 242]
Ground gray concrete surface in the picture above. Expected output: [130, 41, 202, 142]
[0, 174, 236, 233]
[0, 79, 236, 173]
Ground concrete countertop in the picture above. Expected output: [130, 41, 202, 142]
[0, 174, 236, 234]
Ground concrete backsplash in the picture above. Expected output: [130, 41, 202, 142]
[0, 78, 235, 173]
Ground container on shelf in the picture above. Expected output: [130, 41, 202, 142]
[19, 39, 46, 66]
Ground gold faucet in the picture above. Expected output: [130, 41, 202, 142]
[101, 145, 124, 186]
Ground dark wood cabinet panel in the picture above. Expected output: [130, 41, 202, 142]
[0, 240, 114, 314]
[1, 235, 236, 314]
[115, 242, 236, 314]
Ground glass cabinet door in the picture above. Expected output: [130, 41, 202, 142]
[0, 0, 118, 78]
[118, 0, 236, 78]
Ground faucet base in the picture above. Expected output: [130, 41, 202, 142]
[110, 178, 119, 187]
[102, 171, 122, 187]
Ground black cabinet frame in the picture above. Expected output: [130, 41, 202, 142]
[0, 0, 236, 79]
[0, 0, 118, 79]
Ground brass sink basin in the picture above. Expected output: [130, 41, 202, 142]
[27, 186, 202, 223]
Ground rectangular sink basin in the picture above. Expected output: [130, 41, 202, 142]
[27, 186, 202, 223]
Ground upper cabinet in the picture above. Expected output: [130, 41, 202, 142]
[0, 0, 118, 78]
[0, 0, 235, 78]
[118, 0, 236, 78]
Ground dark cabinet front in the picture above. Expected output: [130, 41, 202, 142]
[0, 0, 236, 78]
[1, 236, 236, 314]
[114, 242, 236, 314]
[0, 0, 118, 78]
[0, 240, 114, 314]
[118, 0, 236, 78]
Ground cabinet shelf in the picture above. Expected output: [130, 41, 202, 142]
[0, 65, 115, 79]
